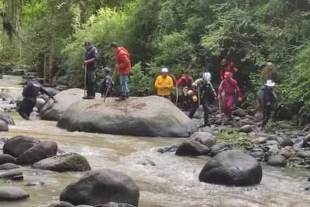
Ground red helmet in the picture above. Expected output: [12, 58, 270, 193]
[224, 72, 232, 79]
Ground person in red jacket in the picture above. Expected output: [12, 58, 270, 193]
[176, 71, 193, 88]
[220, 59, 238, 80]
[111, 42, 132, 101]
[218, 72, 242, 120]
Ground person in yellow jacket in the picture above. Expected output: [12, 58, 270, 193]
[154, 68, 174, 100]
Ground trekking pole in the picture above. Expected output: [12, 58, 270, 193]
[170, 73, 179, 106]
[103, 69, 116, 102]
[84, 64, 87, 97]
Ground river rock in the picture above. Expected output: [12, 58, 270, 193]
[189, 132, 216, 147]
[239, 125, 254, 133]
[96, 203, 135, 207]
[280, 148, 292, 159]
[157, 144, 180, 153]
[60, 169, 140, 206]
[0, 154, 16, 165]
[0, 169, 23, 180]
[277, 137, 293, 147]
[296, 151, 310, 158]
[49, 202, 75, 207]
[0, 187, 29, 201]
[0, 120, 8, 132]
[211, 142, 231, 156]
[33, 153, 91, 172]
[3, 136, 40, 157]
[175, 140, 211, 156]
[16, 141, 58, 165]
[0, 163, 19, 170]
[233, 108, 247, 117]
[267, 155, 287, 167]
[35, 98, 46, 112]
[40, 88, 100, 121]
[199, 150, 262, 186]
[305, 133, 310, 142]
[57, 96, 197, 137]
[0, 114, 14, 125]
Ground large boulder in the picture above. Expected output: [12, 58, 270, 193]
[0, 120, 8, 132]
[40, 88, 100, 121]
[175, 140, 211, 156]
[0, 187, 29, 201]
[57, 96, 197, 137]
[33, 153, 91, 172]
[60, 169, 140, 206]
[199, 150, 262, 186]
[16, 141, 58, 165]
[49, 201, 75, 207]
[0, 154, 16, 165]
[3, 136, 40, 157]
[0, 163, 19, 170]
[189, 132, 216, 147]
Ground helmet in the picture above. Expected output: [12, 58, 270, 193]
[161, 68, 169, 73]
[224, 72, 232, 79]
[102, 67, 111, 74]
[202, 72, 211, 82]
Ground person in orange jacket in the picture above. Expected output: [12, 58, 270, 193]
[154, 68, 174, 100]
[110, 42, 132, 101]
[218, 72, 242, 120]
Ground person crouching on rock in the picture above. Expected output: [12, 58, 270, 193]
[154, 68, 174, 100]
[189, 72, 216, 127]
[257, 80, 277, 128]
[100, 67, 113, 98]
[218, 72, 242, 121]
[18, 78, 58, 120]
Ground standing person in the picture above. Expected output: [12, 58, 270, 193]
[154, 68, 174, 100]
[257, 80, 277, 128]
[110, 42, 132, 101]
[18, 78, 58, 120]
[220, 59, 238, 80]
[100, 67, 113, 98]
[83, 41, 99, 99]
[188, 72, 216, 127]
[218, 72, 242, 121]
[176, 71, 193, 88]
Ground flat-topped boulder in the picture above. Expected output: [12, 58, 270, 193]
[57, 96, 197, 137]
[40, 88, 101, 121]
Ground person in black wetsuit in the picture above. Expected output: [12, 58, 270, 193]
[18, 78, 58, 120]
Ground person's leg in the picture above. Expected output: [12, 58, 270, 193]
[88, 70, 96, 97]
[262, 106, 271, 128]
[18, 97, 36, 120]
[226, 95, 234, 120]
[119, 75, 125, 97]
[188, 102, 198, 119]
[202, 100, 211, 126]
[124, 75, 129, 98]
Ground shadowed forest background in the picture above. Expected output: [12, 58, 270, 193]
[1, 0, 310, 124]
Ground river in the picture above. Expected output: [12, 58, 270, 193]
[0, 75, 310, 207]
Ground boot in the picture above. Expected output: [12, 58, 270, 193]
[82, 96, 95, 99]
[18, 111, 30, 120]
[115, 96, 126, 101]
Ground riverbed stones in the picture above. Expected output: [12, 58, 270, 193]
[0, 120, 8, 132]
[96, 203, 135, 207]
[277, 137, 293, 147]
[199, 150, 262, 186]
[0, 187, 29, 201]
[49, 201, 75, 207]
[60, 169, 140, 206]
[239, 125, 254, 133]
[233, 108, 247, 117]
[33, 153, 91, 172]
[40, 88, 100, 121]
[0, 169, 23, 180]
[210, 142, 231, 156]
[267, 155, 287, 167]
[0, 113, 15, 125]
[3, 136, 40, 157]
[16, 141, 58, 165]
[296, 151, 310, 158]
[0, 163, 19, 170]
[0, 154, 16, 165]
[157, 144, 180, 153]
[189, 132, 216, 147]
[35, 97, 46, 112]
[57, 96, 197, 137]
[175, 140, 211, 156]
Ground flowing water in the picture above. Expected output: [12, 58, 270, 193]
[0, 76, 310, 207]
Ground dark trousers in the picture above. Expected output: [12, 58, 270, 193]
[188, 100, 211, 125]
[86, 70, 96, 97]
[262, 106, 272, 128]
[18, 97, 36, 118]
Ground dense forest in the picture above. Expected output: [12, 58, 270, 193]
[1, 0, 310, 124]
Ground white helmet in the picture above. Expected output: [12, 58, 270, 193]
[203, 72, 211, 82]
[161, 68, 169, 73]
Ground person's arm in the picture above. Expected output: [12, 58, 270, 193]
[154, 76, 161, 89]
[166, 76, 174, 90]
[218, 81, 223, 98]
[40, 87, 58, 102]
[234, 80, 242, 101]
[176, 77, 184, 87]
[193, 78, 202, 86]
[84, 48, 99, 65]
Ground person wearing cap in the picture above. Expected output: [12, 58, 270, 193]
[218, 72, 242, 121]
[190, 72, 216, 127]
[83, 41, 99, 99]
[110, 42, 132, 101]
[220, 59, 238, 80]
[177, 71, 194, 110]
[18, 78, 58, 120]
[257, 80, 277, 128]
[100, 67, 113, 98]
[154, 68, 174, 100]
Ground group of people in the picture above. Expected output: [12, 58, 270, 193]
[17, 42, 277, 129]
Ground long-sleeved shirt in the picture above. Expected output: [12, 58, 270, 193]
[193, 78, 216, 102]
[84, 46, 99, 70]
[218, 78, 241, 96]
[154, 75, 174, 96]
[176, 75, 193, 87]
[22, 80, 53, 98]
